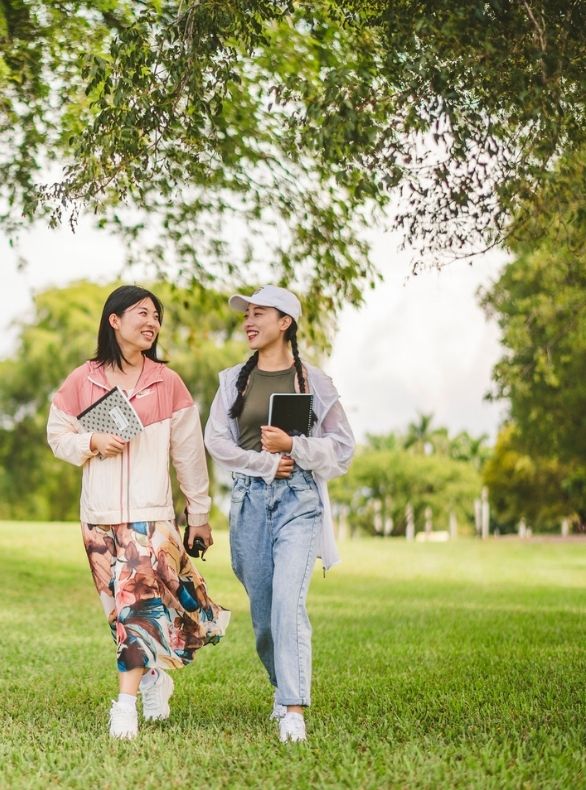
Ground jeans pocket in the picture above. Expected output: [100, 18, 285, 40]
[231, 479, 249, 503]
[286, 471, 314, 493]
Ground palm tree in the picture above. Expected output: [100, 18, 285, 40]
[403, 412, 435, 455]
[449, 431, 490, 470]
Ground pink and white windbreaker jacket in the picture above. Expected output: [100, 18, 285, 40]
[47, 358, 210, 527]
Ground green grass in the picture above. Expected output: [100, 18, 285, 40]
[1, 523, 585, 789]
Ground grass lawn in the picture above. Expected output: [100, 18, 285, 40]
[1, 522, 585, 789]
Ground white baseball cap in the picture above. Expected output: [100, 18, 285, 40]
[229, 285, 301, 322]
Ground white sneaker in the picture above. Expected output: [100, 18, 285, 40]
[279, 712, 306, 743]
[270, 690, 287, 721]
[109, 700, 138, 740]
[142, 670, 174, 721]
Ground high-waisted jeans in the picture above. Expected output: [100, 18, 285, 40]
[229, 466, 322, 706]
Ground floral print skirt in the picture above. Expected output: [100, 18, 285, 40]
[82, 520, 230, 672]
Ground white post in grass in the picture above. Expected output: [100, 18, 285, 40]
[518, 517, 527, 539]
[474, 497, 482, 536]
[383, 496, 394, 537]
[405, 503, 415, 541]
[481, 486, 490, 540]
[561, 518, 570, 538]
[449, 511, 458, 540]
[424, 506, 433, 536]
[373, 499, 383, 535]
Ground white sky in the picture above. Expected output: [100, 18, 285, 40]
[1, 220, 509, 443]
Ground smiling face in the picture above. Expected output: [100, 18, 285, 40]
[109, 297, 161, 355]
[243, 304, 292, 351]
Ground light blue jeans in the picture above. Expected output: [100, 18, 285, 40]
[229, 466, 322, 706]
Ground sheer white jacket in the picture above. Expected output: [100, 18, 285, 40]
[204, 362, 355, 569]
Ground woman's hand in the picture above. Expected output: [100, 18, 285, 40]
[261, 426, 293, 454]
[186, 523, 213, 550]
[274, 455, 294, 479]
[90, 432, 127, 457]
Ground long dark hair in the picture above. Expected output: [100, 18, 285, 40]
[229, 311, 307, 419]
[92, 285, 167, 370]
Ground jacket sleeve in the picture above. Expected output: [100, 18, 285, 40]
[47, 403, 98, 467]
[289, 399, 355, 480]
[204, 387, 281, 484]
[169, 373, 212, 527]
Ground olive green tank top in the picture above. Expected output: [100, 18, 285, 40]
[238, 366, 296, 451]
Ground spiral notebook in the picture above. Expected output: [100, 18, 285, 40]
[77, 386, 144, 441]
[268, 393, 313, 436]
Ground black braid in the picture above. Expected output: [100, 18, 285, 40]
[286, 322, 306, 393]
[229, 351, 259, 419]
[285, 318, 317, 427]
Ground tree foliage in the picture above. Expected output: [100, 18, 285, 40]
[2, 1, 586, 318]
[370, 413, 490, 469]
[479, 149, 586, 523]
[330, 422, 486, 536]
[482, 423, 578, 532]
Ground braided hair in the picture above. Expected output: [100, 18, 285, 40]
[229, 351, 259, 419]
[229, 311, 308, 420]
[285, 317, 317, 427]
[285, 319, 307, 393]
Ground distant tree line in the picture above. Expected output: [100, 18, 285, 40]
[329, 415, 487, 537]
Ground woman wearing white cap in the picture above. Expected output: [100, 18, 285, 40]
[204, 285, 355, 742]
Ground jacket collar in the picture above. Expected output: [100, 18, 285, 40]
[86, 357, 165, 395]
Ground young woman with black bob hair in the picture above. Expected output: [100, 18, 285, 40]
[205, 285, 355, 743]
[47, 285, 229, 740]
